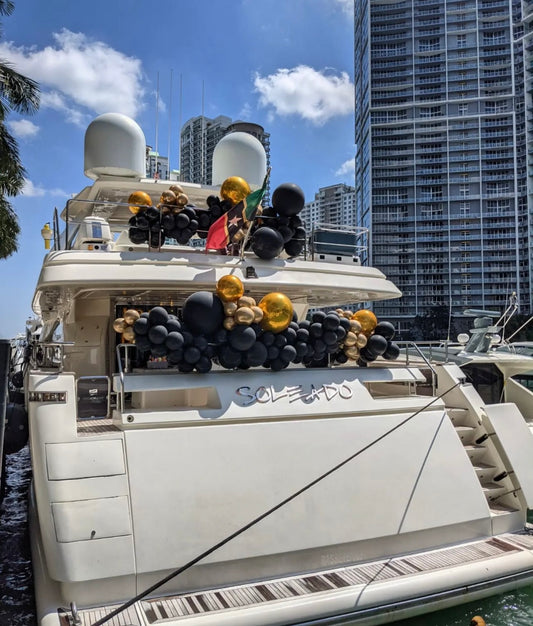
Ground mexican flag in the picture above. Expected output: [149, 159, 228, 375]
[206, 170, 270, 251]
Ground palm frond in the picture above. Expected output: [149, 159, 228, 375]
[0, 196, 19, 259]
[0, 60, 39, 114]
[0, 1, 14, 17]
[0, 121, 25, 196]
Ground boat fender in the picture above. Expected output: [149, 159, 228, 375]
[4, 402, 29, 455]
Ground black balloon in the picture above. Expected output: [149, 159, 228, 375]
[374, 321, 396, 341]
[272, 183, 305, 216]
[251, 227, 284, 260]
[148, 325, 168, 345]
[182, 292, 224, 335]
[367, 334, 388, 356]
[166, 331, 184, 351]
[284, 238, 304, 258]
[134, 317, 149, 335]
[384, 341, 401, 360]
[245, 342, 268, 367]
[228, 325, 257, 352]
[148, 307, 169, 326]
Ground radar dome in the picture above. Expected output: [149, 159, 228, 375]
[212, 132, 267, 189]
[84, 112, 146, 180]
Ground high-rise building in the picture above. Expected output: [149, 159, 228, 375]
[145, 148, 169, 180]
[354, 0, 532, 332]
[179, 115, 271, 191]
[302, 184, 356, 229]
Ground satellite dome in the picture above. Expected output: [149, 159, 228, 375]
[212, 132, 267, 189]
[84, 112, 146, 180]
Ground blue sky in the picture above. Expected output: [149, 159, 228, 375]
[0, 0, 355, 338]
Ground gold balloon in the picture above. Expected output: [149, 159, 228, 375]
[217, 275, 244, 302]
[160, 190, 176, 205]
[258, 292, 293, 333]
[234, 306, 255, 325]
[251, 305, 264, 323]
[223, 316, 236, 330]
[345, 346, 360, 360]
[124, 309, 140, 325]
[344, 331, 357, 347]
[220, 176, 251, 206]
[113, 318, 127, 333]
[128, 191, 152, 214]
[356, 333, 368, 348]
[349, 319, 362, 333]
[176, 193, 189, 207]
[238, 295, 256, 307]
[224, 301, 238, 316]
[122, 326, 135, 342]
[169, 184, 184, 195]
[352, 309, 377, 335]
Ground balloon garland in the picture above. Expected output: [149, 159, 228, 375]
[126, 180, 307, 260]
[112, 275, 401, 373]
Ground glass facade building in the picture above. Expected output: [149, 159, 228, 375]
[355, 0, 533, 331]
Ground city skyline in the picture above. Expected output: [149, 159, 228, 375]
[354, 0, 532, 332]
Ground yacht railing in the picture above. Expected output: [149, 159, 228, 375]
[52, 198, 369, 261]
[396, 341, 440, 394]
[30, 342, 73, 372]
[115, 343, 137, 412]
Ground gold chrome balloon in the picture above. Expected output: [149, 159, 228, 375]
[217, 275, 244, 302]
[223, 316, 236, 330]
[220, 176, 251, 206]
[176, 192, 189, 207]
[169, 184, 184, 195]
[128, 191, 152, 214]
[223, 301, 238, 316]
[251, 305, 264, 323]
[344, 331, 357, 347]
[122, 326, 135, 342]
[349, 319, 362, 333]
[123, 309, 140, 325]
[258, 292, 293, 333]
[160, 190, 177, 205]
[345, 346, 360, 360]
[356, 333, 368, 348]
[352, 309, 377, 335]
[113, 318, 127, 333]
[234, 306, 255, 325]
[238, 295, 256, 307]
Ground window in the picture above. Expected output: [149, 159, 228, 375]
[460, 184, 470, 197]
[485, 101, 508, 114]
[457, 34, 467, 48]
[420, 106, 442, 118]
[459, 103, 468, 115]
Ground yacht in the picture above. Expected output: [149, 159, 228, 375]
[20, 113, 533, 626]
[406, 309, 533, 427]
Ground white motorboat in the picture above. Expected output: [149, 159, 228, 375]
[22, 114, 533, 626]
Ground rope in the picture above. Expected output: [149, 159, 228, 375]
[90, 380, 461, 626]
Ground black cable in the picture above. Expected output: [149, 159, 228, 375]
[91, 380, 461, 626]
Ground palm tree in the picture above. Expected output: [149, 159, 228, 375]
[0, 0, 40, 258]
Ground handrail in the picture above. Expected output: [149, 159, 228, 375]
[396, 341, 439, 395]
[115, 343, 137, 412]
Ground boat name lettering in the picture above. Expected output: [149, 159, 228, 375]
[235, 383, 353, 406]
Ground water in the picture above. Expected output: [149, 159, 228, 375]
[2, 449, 533, 626]
[0, 446, 36, 625]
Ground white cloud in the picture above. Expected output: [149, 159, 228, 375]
[22, 179, 69, 198]
[254, 65, 354, 125]
[7, 119, 39, 138]
[334, 0, 354, 16]
[335, 157, 355, 177]
[0, 29, 146, 124]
